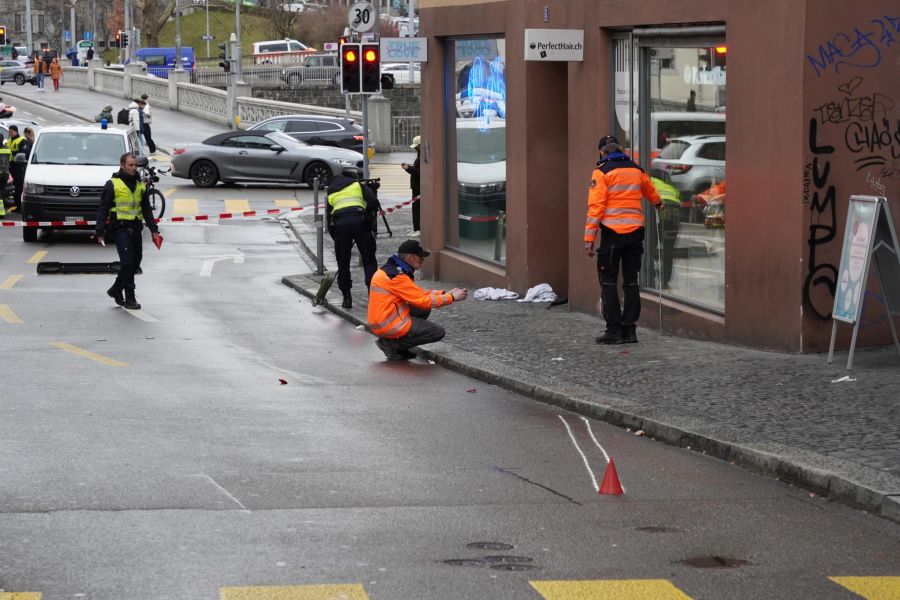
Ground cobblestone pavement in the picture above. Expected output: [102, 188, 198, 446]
[283, 208, 900, 525]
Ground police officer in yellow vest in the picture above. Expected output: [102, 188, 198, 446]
[650, 176, 682, 289]
[0, 140, 11, 217]
[326, 172, 378, 308]
[95, 153, 161, 310]
[5, 125, 24, 155]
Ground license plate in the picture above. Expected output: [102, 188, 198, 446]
[66, 216, 84, 222]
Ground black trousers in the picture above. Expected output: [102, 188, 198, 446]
[113, 224, 143, 291]
[143, 124, 156, 154]
[660, 215, 680, 288]
[382, 307, 445, 351]
[332, 213, 377, 294]
[411, 194, 420, 231]
[596, 225, 644, 332]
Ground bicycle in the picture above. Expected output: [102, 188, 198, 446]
[139, 162, 169, 221]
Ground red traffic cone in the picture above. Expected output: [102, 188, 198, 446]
[598, 458, 624, 495]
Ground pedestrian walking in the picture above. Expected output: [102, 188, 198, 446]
[402, 135, 421, 237]
[127, 99, 145, 154]
[95, 153, 162, 310]
[140, 95, 157, 154]
[86, 47, 94, 61]
[367, 239, 467, 361]
[326, 172, 379, 308]
[686, 90, 697, 112]
[584, 135, 662, 345]
[33, 54, 46, 92]
[95, 104, 115, 123]
[50, 57, 62, 92]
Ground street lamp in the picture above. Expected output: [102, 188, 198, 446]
[174, 0, 182, 70]
[193, 0, 211, 58]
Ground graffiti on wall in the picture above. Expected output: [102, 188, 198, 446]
[803, 19, 899, 322]
[806, 15, 900, 77]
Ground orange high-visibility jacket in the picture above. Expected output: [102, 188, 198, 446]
[584, 154, 661, 242]
[368, 257, 454, 339]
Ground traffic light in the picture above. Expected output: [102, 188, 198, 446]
[217, 42, 230, 73]
[114, 31, 121, 48]
[341, 42, 360, 94]
[361, 43, 380, 93]
[0, 26, 7, 46]
[121, 32, 129, 48]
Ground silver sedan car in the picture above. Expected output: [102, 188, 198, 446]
[170, 130, 364, 188]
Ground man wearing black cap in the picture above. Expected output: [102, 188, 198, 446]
[367, 240, 468, 360]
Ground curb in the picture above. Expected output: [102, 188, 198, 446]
[282, 273, 900, 525]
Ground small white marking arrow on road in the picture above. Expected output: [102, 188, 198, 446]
[198, 254, 245, 277]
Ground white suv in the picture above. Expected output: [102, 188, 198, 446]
[21, 123, 142, 242]
[650, 135, 726, 197]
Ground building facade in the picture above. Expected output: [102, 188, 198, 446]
[414, 0, 900, 352]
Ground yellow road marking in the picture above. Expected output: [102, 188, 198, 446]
[0, 593, 42, 599]
[225, 199, 251, 213]
[161, 188, 176, 196]
[51, 342, 129, 367]
[830, 576, 900, 599]
[0, 304, 24, 324]
[220, 584, 369, 599]
[530, 579, 694, 599]
[275, 199, 300, 208]
[173, 198, 199, 216]
[1, 275, 23, 289]
[27, 251, 47, 264]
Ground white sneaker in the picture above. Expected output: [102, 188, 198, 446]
[407, 230, 420, 238]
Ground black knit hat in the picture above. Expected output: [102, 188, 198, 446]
[598, 134, 619, 150]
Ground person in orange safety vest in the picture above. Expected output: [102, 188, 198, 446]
[368, 239, 468, 361]
[584, 135, 662, 345]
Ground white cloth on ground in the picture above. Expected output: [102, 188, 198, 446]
[474, 287, 520, 301]
[517, 283, 557, 303]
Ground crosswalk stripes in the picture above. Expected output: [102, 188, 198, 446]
[173, 198, 199, 215]
[369, 163, 412, 199]
[829, 576, 900, 599]
[275, 199, 300, 208]
[219, 584, 369, 599]
[224, 199, 252, 214]
[0, 593, 42, 599]
[530, 579, 693, 599]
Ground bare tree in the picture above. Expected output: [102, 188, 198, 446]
[257, 0, 299, 40]
[136, 0, 175, 47]
[295, 4, 346, 49]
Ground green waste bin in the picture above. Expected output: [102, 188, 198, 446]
[458, 198, 498, 241]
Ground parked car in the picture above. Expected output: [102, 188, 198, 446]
[170, 130, 363, 188]
[381, 62, 421, 85]
[280, 53, 339, 86]
[127, 47, 196, 79]
[248, 114, 372, 157]
[20, 123, 143, 242]
[650, 134, 726, 198]
[0, 59, 37, 85]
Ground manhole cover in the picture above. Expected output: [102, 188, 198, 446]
[490, 563, 539, 571]
[466, 542, 514, 550]
[636, 526, 679, 533]
[678, 556, 749, 569]
[442, 559, 486, 567]
[482, 556, 533, 564]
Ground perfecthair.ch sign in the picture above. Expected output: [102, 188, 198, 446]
[524, 29, 584, 62]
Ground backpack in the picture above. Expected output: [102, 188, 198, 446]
[117, 108, 129, 125]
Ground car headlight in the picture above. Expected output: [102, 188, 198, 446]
[25, 182, 45, 194]
[333, 158, 355, 166]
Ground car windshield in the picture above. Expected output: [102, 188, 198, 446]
[659, 140, 690, 160]
[31, 132, 126, 165]
[267, 131, 307, 147]
[458, 127, 506, 163]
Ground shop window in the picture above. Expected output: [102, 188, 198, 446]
[612, 36, 727, 313]
[445, 37, 507, 264]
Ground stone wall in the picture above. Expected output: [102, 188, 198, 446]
[252, 84, 421, 117]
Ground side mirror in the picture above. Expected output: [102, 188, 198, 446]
[135, 155, 150, 168]
[269, 145, 285, 153]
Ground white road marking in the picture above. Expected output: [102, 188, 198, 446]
[558, 415, 599, 492]
[582, 416, 626, 493]
[123, 307, 158, 322]
[197, 474, 251, 513]
[199, 254, 245, 277]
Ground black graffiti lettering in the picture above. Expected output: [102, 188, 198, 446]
[811, 157, 830, 188]
[808, 119, 834, 154]
[802, 263, 839, 321]
[814, 92, 895, 124]
[804, 119, 838, 321]
[844, 119, 900, 155]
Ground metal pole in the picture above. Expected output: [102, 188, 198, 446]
[407, 0, 414, 82]
[70, 2, 76, 51]
[123, 0, 129, 62]
[362, 94, 370, 178]
[234, 0, 243, 83]
[26, 0, 34, 57]
[493, 211, 505, 262]
[174, 0, 182, 69]
[229, 32, 238, 130]
[60, 0, 65, 53]
[205, 0, 210, 58]
[314, 178, 324, 275]
[91, 0, 95, 53]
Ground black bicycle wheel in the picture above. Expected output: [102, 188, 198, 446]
[147, 188, 166, 221]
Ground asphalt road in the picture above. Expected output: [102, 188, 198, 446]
[0, 99, 899, 600]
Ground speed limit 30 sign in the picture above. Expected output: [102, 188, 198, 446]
[348, 1, 376, 33]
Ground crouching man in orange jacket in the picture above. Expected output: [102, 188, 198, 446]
[367, 239, 468, 361]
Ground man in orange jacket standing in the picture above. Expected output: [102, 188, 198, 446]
[584, 135, 662, 345]
[368, 239, 468, 360]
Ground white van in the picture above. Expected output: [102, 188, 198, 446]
[627, 111, 726, 157]
[252, 39, 314, 64]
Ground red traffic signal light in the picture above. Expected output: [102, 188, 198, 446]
[364, 47, 377, 63]
[341, 43, 361, 93]
[361, 43, 380, 93]
[0, 26, 7, 46]
[115, 32, 121, 48]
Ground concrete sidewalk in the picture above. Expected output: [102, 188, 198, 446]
[283, 216, 900, 525]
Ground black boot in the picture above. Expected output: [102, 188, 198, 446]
[341, 292, 352, 309]
[621, 325, 638, 344]
[124, 289, 141, 310]
[107, 284, 125, 306]
[595, 328, 624, 345]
